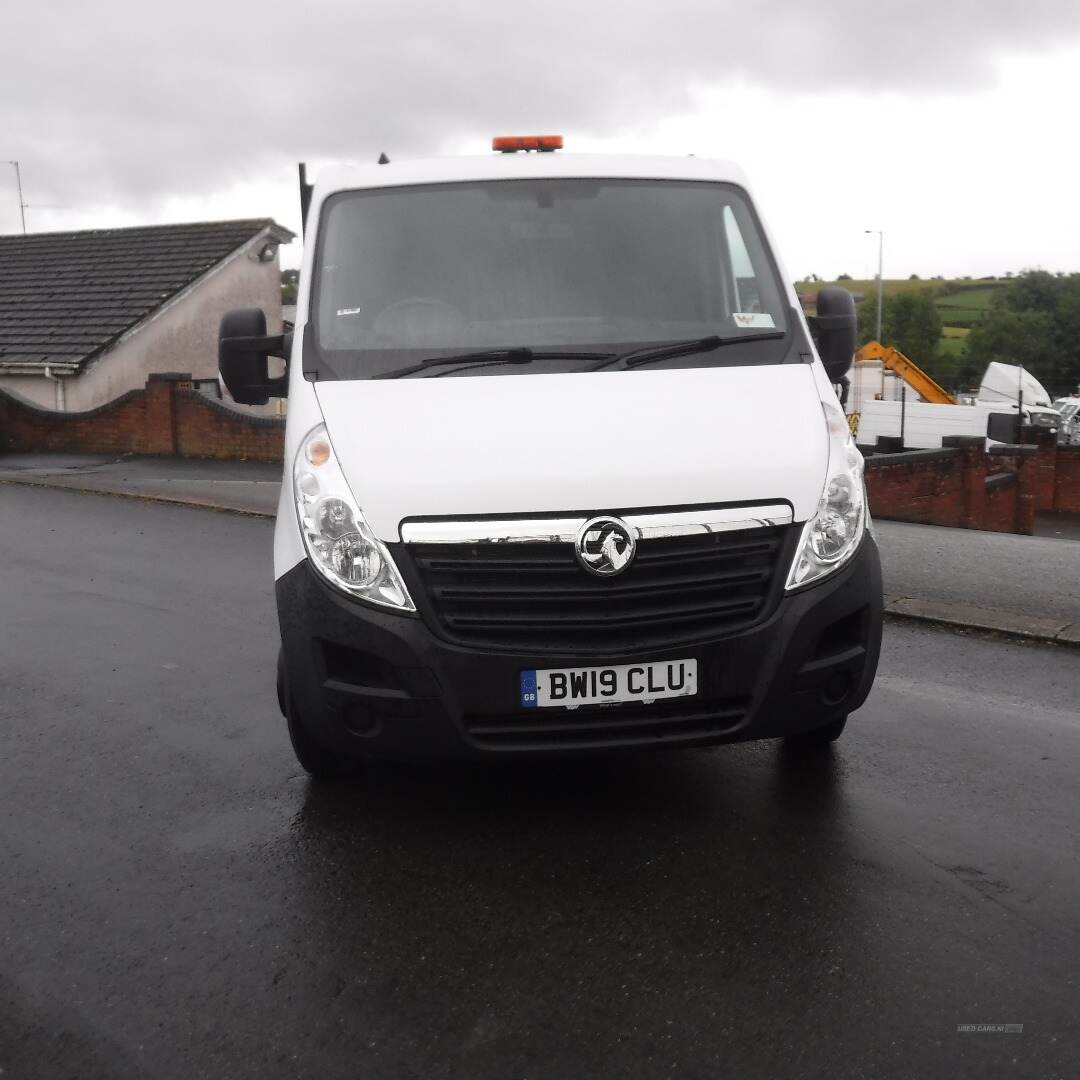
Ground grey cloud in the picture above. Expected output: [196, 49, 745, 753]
[3, 0, 1079, 222]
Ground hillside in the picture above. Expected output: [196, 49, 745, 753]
[796, 277, 1008, 323]
[795, 277, 1012, 385]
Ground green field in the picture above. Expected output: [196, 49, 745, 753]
[797, 278, 1005, 314]
[796, 278, 1005, 355]
[796, 277, 947, 300]
[935, 287, 998, 310]
[938, 335, 967, 359]
[794, 278, 1008, 377]
[934, 286, 1000, 327]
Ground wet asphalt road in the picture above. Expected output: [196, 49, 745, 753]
[2, 483, 1079, 1080]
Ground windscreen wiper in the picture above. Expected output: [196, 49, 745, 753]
[588, 331, 785, 372]
[375, 348, 611, 379]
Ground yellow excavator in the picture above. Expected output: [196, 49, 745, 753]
[852, 341, 956, 405]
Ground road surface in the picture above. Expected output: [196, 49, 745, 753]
[1, 484, 1078, 1079]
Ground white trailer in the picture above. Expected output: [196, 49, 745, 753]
[855, 399, 1016, 451]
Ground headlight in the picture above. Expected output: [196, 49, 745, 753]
[786, 402, 867, 590]
[293, 424, 415, 611]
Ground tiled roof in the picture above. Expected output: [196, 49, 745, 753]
[0, 219, 293, 371]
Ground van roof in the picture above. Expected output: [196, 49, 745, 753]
[313, 153, 750, 196]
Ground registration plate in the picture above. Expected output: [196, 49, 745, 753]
[520, 659, 698, 709]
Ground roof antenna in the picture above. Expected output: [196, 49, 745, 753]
[6, 161, 27, 234]
[377, 152, 390, 165]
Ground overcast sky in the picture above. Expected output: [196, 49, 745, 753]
[3, 0, 1079, 279]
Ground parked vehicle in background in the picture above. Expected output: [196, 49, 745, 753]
[1054, 399, 1080, 445]
[853, 360, 1062, 451]
[217, 139, 883, 778]
[855, 399, 1016, 452]
[978, 361, 1061, 436]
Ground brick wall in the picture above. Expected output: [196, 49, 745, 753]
[864, 435, 1044, 534]
[1056, 447, 1080, 512]
[0, 387, 150, 455]
[1031, 431, 1059, 510]
[862, 448, 965, 527]
[982, 472, 1019, 534]
[173, 391, 285, 462]
[0, 373, 284, 463]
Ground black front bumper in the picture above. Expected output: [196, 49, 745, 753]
[275, 535, 883, 758]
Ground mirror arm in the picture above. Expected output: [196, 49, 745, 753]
[220, 332, 291, 359]
[807, 313, 855, 333]
[226, 373, 288, 398]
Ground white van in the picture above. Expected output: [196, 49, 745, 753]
[219, 139, 883, 777]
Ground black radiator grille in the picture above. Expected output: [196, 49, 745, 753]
[402, 524, 791, 653]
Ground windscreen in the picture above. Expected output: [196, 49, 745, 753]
[311, 178, 791, 379]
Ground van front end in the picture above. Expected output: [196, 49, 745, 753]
[220, 147, 884, 775]
[275, 512, 882, 761]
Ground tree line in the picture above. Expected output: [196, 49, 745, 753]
[965, 272, 1080, 396]
[855, 271, 1080, 397]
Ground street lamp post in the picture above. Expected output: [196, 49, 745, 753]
[865, 229, 884, 398]
[865, 229, 883, 342]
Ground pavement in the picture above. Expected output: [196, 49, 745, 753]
[0, 452, 282, 516]
[1, 482, 1079, 1078]
[1, 451, 1079, 645]
[874, 518, 1080, 646]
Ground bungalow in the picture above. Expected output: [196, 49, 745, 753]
[0, 218, 293, 411]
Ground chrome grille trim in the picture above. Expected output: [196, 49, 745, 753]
[400, 503, 793, 545]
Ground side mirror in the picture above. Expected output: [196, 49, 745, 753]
[218, 307, 290, 405]
[808, 287, 857, 384]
